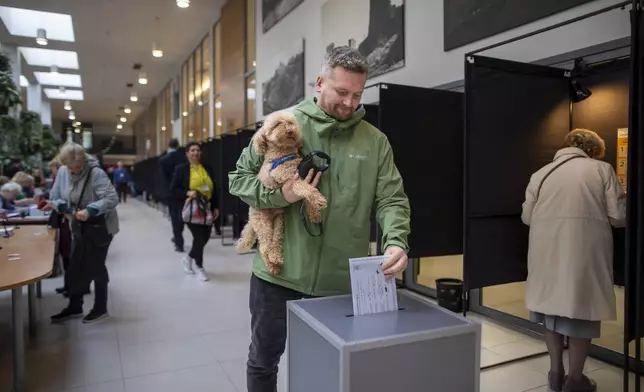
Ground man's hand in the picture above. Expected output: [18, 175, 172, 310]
[281, 169, 322, 204]
[75, 209, 90, 222]
[186, 190, 197, 199]
[381, 246, 408, 279]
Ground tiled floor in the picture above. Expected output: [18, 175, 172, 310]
[0, 200, 638, 391]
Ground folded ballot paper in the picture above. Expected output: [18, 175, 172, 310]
[349, 255, 399, 316]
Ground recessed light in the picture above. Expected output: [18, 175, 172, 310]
[50, 65, 58, 75]
[130, 91, 138, 102]
[215, 101, 222, 109]
[120, 116, 127, 123]
[45, 88, 83, 100]
[34, 71, 82, 88]
[176, 0, 190, 8]
[216, 120, 222, 127]
[64, 100, 71, 110]
[188, 132, 194, 137]
[161, 126, 166, 131]
[182, 111, 188, 117]
[36, 28, 48, 45]
[0, 7, 75, 42]
[19, 47, 79, 69]
[69, 110, 76, 120]
[117, 124, 123, 130]
[152, 43, 163, 58]
[124, 106, 132, 114]
[138, 72, 148, 85]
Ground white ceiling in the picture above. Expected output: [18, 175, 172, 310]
[0, 0, 224, 129]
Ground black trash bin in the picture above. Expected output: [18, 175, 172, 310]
[436, 278, 464, 313]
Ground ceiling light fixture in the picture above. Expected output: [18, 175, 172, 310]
[138, 72, 148, 85]
[59, 86, 66, 95]
[161, 126, 166, 131]
[50, 65, 58, 74]
[69, 110, 76, 120]
[36, 28, 48, 45]
[120, 116, 127, 123]
[215, 101, 222, 109]
[64, 100, 71, 110]
[152, 43, 163, 58]
[124, 105, 132, 114]
[117, 124, 123, 130]
[176, 0, 190, 8]
[182, 111, 188, 117]
[130, 91, 138, 102]
[188, 132, 194, 137]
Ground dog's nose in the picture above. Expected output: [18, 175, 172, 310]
[286, 129, 293, 136]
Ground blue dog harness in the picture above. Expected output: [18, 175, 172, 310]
[270, 153, 298, 171]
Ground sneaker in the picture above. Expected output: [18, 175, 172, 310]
[51, 307, 83, 323]
[195, 267, 209, 282]
[181, 256, 195, 274]
[82, 309, 109, 324]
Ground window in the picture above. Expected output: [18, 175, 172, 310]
[244, 0, 256, 125]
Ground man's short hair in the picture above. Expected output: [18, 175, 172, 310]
[322, 46, 369, 75]
[168, 138, 179, 149]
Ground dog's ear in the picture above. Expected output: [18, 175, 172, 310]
[252, 121, 272, 155]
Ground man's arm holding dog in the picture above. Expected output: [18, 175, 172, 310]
[229, 140, 295, 209]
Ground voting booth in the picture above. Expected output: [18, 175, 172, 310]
[287, 291, 481, 392]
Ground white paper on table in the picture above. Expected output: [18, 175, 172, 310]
[349, 255, 398, 316]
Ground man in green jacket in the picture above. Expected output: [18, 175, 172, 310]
[229, 46, 411, 392]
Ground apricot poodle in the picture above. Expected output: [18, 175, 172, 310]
[235, 111, 327, 274]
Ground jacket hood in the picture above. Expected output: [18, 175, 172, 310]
[294, 98, 366, 130]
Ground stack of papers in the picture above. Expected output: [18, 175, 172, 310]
[349, 255, 399, 316]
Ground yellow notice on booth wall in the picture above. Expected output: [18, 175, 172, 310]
[617, 128, 628, 193]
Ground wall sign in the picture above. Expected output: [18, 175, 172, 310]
[617, 127, 628, 192]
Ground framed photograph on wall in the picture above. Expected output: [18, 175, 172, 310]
[262, 0, 305, 34]
[443, 0, 596, 51]
[262, 38, 305, 115]
[322, 0, 405, 80]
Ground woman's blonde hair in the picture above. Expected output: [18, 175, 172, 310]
[563, 128, 606, 159]
[11, 171, 34, 188]
[58, 142, 86, 166]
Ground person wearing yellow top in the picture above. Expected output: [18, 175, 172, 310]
[170, 142, 220, 281]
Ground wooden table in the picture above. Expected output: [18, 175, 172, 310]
[0, 226, 55, 392]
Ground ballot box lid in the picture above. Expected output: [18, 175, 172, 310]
[287, 291, 478, 350]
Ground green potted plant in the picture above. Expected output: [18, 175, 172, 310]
[0, 51, 21, 115]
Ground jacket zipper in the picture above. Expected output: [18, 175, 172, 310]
[311, 122, 338, 294]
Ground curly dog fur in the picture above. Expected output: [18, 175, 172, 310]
[235, 111, 327, 274]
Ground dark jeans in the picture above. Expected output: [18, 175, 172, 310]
[247, 274, 312, 392]
[168, 202, 185, 248]
[187, 223, 211, 268]
[116, 182, 128, 203]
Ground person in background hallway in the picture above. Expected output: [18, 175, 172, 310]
[159, 138, 188, 252]
[113, 160, 131, 203]
[50, 142, 119, 324]
[229, 46, 411, 392]
[522, 129, 626, 392]
[170, 142, 219, 282]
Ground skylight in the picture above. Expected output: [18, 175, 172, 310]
[19, 47, 79, 69]
[20, 75, 29, 87]
[0, 6, 75, 42]
[44, 88, 84, 101]
[34, 71, 82, 88]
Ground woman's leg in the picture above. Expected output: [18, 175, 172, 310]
[187, 223, 211, 269]
[567, 337, 591, 381]
[84, 239, 112, 323]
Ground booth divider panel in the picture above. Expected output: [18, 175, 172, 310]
[235, 130, 256, 237]
[379, 84, 464, 258]
[464, 56, 570, 290]
[221, 134, 238, 222]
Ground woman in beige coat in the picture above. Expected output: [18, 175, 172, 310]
[522, 129, 626, 392]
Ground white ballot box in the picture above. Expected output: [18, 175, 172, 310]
[287, 291, 481, 392]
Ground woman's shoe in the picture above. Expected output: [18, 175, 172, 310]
[563, 375, 597, 392]
[195, 267, 209, 282]
[181, 256, 195, 274]
[548, 371, 565, 392]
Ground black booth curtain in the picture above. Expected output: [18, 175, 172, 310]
[376, 83, 464, 259]
[463, 56, 571, 291]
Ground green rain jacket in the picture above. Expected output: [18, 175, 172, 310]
[228, 98, 411, 296]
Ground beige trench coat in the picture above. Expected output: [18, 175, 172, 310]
[521, 147, 626, 321]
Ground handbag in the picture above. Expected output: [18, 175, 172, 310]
[182, 192, 213, 225]
[71, 167, 112, 246]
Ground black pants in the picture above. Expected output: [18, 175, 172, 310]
[247, 274, 312, 392]
[168, 202, 185, 248]
[116, 182, 128, 203]
[187, 223, 211, 268]
[68, 236, 112, 313]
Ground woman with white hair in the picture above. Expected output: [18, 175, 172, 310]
[49, 142, 119, 324]
[0, 182, 22, 213]
[522, 128, 626, 392]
